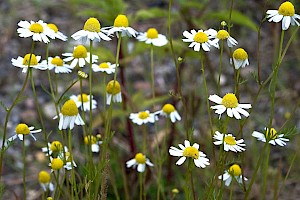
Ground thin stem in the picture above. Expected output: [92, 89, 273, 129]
[89, 40, 94, 135]
[22, 138, 26, 200]
[229, 181, 234, 200]
[217, 41, 224, 95]
[150, 44, 155, 101]
[261, 144, 270, 200]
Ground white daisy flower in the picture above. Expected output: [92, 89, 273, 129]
[129, 110, 157, 125]
[126, 153, 154, 173]
[11, 53, 47, 73]
[231, 48, 249, 69]
[252, 127, 289, 146]
[58, 99, 84, 130]
[71, 17, 111, 43]
[266, 1, 300, 30]
[104, 14, 137, 37]
[209, 93, 252, 120]
[69, 93, 97, 112]
[62, 152, 77, 170]
[42, 141, 67, 157]
[84, 135, 102, 153]
[219, 164, 248, 186]
[213, 131, 246, 152]
[41, 56, 72, 73]
[47, 23, 67, 41]
[38, 171, 54, 192]
[169, 140, 210, 168]
[206, 29, 238, 48]
[106, 80, 122, 105]
[5, 123, 41, 147]
[136, 28, 168, 47]
[182, 29, 217, 52]
[155, 104, 181, 123]
[62, 45, 98, 68]
[92, 62, 117, 74]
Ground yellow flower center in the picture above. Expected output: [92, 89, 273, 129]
[73, 45, 87, 59]
[29, 23, 43, 33]
[193, 31, 208, 43]
[78, 70, 88, 79]
[99, 62, 109, 68]
[138, 111, 150, 119]
[51, 158, 64, 170]
[162, 104, 175, 114]
[65, 152, 73, 162]
[114, 14, 129, 27]
[183, 146, 199, 159]
[228, 164, 242, 176]
[233, 48, 248, 60]
[146, 28, 158, 39]
[22, 54, 38, 66]
[61, 100, 79, 116]
[47, 23, 58, 33]
[135, 153, 146, 164]
[50, 141, 63, 152]
[38, 171, 51, 183]
[15, 123, 30, 135]
[217, 30, 229, 40]
[51, 57, 63, 66]
[106, 80, 121, 95]
[83, 17, 101, 32]
[84, 135, 97, 145]
[222, 93, 238, 108]
[265, 128, 277, 140]
[224, 135, 236, 145]
[77, 93, 89, 103]
[278, 1, 295, 16]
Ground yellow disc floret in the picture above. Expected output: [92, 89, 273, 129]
[183, 146, 199, 159]
[278, 1, 295, 16]
[222, 93, 238, 108]
[22, 54, 38, 66]
[38, 171, 51, 183]
[50, 141, 63, 152]
[99, 62, 109, 68]
[77, 93, 89, 103]
[135, 153, 146, 164]
[233, 48, 248, 60]
[224, 135, 237, 145]
[51, 158, 64, 170]
[193, 31, 208, 43]
[114, 14, 129, 27]
[138, 111, 150, 119]
[162, 104, 175, 114]
[217, 30, 229, 40]
[106, 80, 121, 95]
[146, 28, 159, 39]
[228, 164, 242, 176]
[15, 123, 30, 135]
[84, 135, 97, 145]
[51, 57, 63, 66]
[73, 45, 87, 58]
[29, 23, 43, 33]
[84, 17, 101, 32]
[265, 128, 277, 140]
[61, 100, 79, 116]
[48, 23, 58, 33]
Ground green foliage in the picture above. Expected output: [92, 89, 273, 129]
[134, 8, 169, 21]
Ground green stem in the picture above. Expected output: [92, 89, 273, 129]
[150, 44, 155, 101]
[89, 40, 94, 135]
[261, 144, 270, 200]
[22, 138, 26, 200]
[68, 128, 78, 200]
[229, 181, 234, 200]
[139, 172, 143, 200]
[217, 41, 224, 95]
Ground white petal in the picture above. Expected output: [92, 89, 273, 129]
[176, 157, 186, 165]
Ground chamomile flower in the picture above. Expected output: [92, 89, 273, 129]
[62, 45, 98, 69]
[129, 110, 157, 125]
[63, 152, 77, 170]
[136, 28, 168, 47]
[47, 23, 67, 41]
[169, 140, 210, 168]
[42, 56, 72, 73]
[6, 123, 41, 146]
[126, 153, 154, 173]
[156, 104, 181, 123]
[17, 20, 55, 43]
[11, 53, 47, 73]
[106, 80, 122, 105]
[42, 141, 67, 157]
[266, 1, 300, 30]
[105, 14, 137, 37]
[213, 131, 246, 152]
[219, 164, 248, 186]
[69, 93, 97, 111]
[182, 29, 217, 52]
[207, 29, 238, 48]
[71, 17, 111, 43]
[92, 62, 117, 74]
[84, 135, 103, 153]
[252, 127, 289, 146]
[38, 171, 54, 192]
[50, 158, 64, 171]
[231, 48, 249, 69]
[209, 93, 251, 120]
[58, 99, 84, 130]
